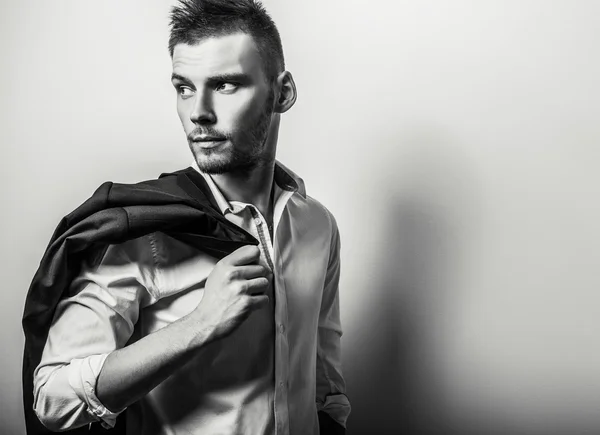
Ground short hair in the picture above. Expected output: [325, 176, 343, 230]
[168, 0, 285, 82]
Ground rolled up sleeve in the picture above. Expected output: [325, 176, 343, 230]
[33, 236, 157, 431]
[316, 214, 351, 429]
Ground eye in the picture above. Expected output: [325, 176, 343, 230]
[216, 82, 239, 94]
[177, 86, 195, 99]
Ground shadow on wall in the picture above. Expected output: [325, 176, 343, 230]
[345, 127, 486, 435]
[345, 128, 600, 435]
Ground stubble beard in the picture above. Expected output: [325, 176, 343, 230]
[188, 91, 275, 177]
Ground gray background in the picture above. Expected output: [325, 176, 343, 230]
[1, 1, 599, 434]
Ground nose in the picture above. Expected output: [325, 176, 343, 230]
[190, 89, 216, 125]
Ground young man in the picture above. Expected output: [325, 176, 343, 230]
[27, 1, 350, 434]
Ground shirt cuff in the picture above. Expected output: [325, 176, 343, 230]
[316, 393, 351, 428]
[68, 354, 124, 429]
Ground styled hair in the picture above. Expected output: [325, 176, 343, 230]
[169, 0, 285, 82]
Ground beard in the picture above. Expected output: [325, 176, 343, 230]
[188, 90, 275, 176]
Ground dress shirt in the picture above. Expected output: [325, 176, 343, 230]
[33, 160, 350, 434]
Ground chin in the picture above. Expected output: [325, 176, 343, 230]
[189, 140, 262, 175]
[193, 155, 234, 174]
[194, 153, 261, 176]
[189, 141, 228, 173]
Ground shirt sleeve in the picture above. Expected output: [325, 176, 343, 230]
[32, 235, 158, 432]
[316, 213, 351, 429]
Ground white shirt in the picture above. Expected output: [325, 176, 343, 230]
[33, 160, 350, 434]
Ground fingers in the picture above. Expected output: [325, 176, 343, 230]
[222, 245, 260, 266]
[235, 265, 269, 280]
[243, 276, 270, 296]
[248, 294, 270, 310]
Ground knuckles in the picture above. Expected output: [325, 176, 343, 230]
[236, 281, 249, 294]
[225, 268, 239, 282]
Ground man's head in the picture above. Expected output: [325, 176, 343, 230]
[169, 0, 285, 84]
[168, 0, 296, 175]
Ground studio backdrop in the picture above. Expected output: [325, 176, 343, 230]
[1, 1, 599, 434]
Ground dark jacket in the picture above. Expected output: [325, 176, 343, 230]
[22, 166, 344, 435]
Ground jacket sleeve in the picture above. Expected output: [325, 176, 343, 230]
[316, 213, 351, 433]
[32, 236, 157, 432]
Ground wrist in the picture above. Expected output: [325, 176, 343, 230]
[178, 311, 219, 350]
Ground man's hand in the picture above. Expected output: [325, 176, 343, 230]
[191, 245, 270, 342]
[95, 245, 269, 413]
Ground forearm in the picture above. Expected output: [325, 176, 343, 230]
[96, 312, 214, 412]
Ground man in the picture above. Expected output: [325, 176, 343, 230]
[29, 0, 350, 434]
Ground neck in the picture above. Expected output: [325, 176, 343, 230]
[211, 159, 275, 220]
[210, 116, 281, 221]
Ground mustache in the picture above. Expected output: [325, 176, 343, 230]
[187, 128, 230, 142]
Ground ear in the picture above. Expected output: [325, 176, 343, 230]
[273, 71, 297, 114]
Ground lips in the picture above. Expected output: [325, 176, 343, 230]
[190, 136, 226, 142]
[190, 136, 227, 150]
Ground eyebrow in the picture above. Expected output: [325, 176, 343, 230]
[206, 73, 251, 85]
[171, 73, 193, 86]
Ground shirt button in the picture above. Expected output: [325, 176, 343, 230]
[278, 324, 285, 333]
[254, 217, 262, 226]
[279, 381, 284, 388]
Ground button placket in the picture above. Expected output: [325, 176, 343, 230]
[272, 245, 290, 435]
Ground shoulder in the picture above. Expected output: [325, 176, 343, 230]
[61, 168, 193, 232]
[304, 194, 339, 235]
[296, 194, 340, 257]
[275, 160, 339, 234]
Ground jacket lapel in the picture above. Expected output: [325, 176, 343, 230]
[160, 166, 258, 246]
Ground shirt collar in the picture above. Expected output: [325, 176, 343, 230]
[189, 159, 306, 215]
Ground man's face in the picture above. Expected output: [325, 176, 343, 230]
[171, 32, 275, 174]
